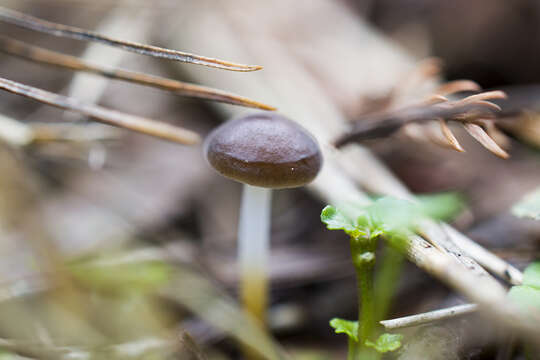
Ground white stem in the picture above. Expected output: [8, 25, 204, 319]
[380, 303, 478, 330]
[238, 184, 272, 325]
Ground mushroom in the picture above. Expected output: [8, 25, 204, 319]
[204, 112, 322, 326]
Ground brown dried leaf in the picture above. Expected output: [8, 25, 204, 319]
[463, 123, 509, 159]
[0, 77, 201, 145]
[0, 6, 262, 72]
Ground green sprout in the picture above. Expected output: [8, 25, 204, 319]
[321, 194, 463, 359]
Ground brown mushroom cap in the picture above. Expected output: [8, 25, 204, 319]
[204, 113, 322, 189]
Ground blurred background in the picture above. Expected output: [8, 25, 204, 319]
[0, 1, 539, 359]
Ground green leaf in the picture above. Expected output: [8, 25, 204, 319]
[321, 206, 357, 235]
[512, 187, 540, 220]
[322, 193, 464, 239]
[365, 333, 403, 353]
[523, 262, 540, 289]
[329, 318, 358, 342]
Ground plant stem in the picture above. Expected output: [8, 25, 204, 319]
[374, 245, 404, 322]
[350, 234, 377, 350]
[348, 337, 355, 360]
[357, 261, 375, 343]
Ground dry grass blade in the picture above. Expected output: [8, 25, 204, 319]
[0, 6, 262, 72]
[0, 77, 201, 144]
[439, 118, 465, 152]
[463, 123, 509, 158]
[0, 36, 275, 110]
[435, 80, 481, 96]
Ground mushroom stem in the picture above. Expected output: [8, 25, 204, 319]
[238, 184, 272, 326]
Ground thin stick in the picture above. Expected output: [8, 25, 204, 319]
[0, 77, 201, 144]
[380, 303, 478, 330]
[0, 6, 262, 72]
[0, 36, 275, 110]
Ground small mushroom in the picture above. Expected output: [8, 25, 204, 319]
[204, 112, 322, 326]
